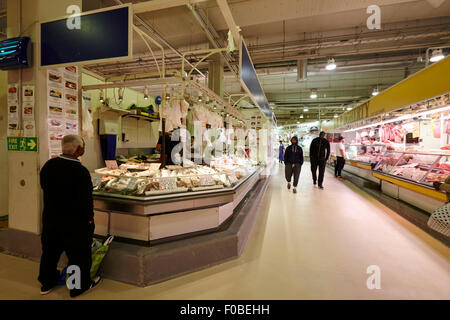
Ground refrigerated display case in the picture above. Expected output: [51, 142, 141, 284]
[373, 150, 450, 187]
[372, 150, 450, 213]
[346, 143, 387, 166]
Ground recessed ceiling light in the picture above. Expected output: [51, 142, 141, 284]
[430, 48, 445, 63]
[326, 58, 336, 71]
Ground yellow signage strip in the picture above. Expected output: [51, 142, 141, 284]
[348, 161, 372, 170]
[372, 172, 446, 202]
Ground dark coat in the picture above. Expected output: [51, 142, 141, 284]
[310, 137, 330, 161]
[40, 156, 94, 232]
[284, 143, 304, 165]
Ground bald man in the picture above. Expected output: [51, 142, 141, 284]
[38, 135, 100, 298]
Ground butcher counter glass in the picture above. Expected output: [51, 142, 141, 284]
[373, 150, 450, 186]
[345, 143, 387, 165]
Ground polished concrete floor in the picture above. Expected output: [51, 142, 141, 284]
[1, 162, 449, 299]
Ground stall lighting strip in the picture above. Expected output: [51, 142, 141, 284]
[344, 104, 450, 132]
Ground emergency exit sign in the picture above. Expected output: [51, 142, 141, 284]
[7, 137, 38, 152]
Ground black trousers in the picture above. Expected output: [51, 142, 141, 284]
[335, 156, 346, 176]
[285, 163, 301, 187]
[310, 158, 326, 186]
[38, 225, 93, 293]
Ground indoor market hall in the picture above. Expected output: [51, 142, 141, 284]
[1, 162, 449, 299]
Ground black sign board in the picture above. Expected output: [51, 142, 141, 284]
[40, 5, 131, 67]
[240, 38, 274, 122]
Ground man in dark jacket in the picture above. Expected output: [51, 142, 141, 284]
[38, 135, 100, 298]
[284, 136, 304, 194]
[309, 131, 330, 189]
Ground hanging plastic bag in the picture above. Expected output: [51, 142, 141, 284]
[81, 103, 95, 139]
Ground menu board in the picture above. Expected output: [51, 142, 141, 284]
[47, 66, 79, 158]
[22, 85, 36, 137]
[7, 84, 19, 136]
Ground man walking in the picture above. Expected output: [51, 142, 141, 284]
[284, 136, 304, 194]
[309, 131, 330, 189]
[38, 134, 101, 298]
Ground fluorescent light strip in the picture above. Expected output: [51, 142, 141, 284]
[344, 104, 450, 132]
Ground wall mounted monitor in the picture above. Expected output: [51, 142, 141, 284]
[40, 4, 132, 67]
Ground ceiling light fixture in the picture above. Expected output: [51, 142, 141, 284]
[198, 93, 202, 102]
[326, 58, 336, 71]
[99, 90, 104, 103]
[430, 48, 445, 63]
[334, 114, 338, 118]
[300, 115, 304, 119]
[310, 90, 317, 99]
[118, 88, 123, 101]
[372, 87, 379, 96]
[144, 87, 149, 100]
[304, 107, 309, 112]
[347, 107, 353, 111]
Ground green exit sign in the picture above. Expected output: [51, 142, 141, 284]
[7, 137, 38, 152]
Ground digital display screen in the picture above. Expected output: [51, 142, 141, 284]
[41, 6, 130, 66]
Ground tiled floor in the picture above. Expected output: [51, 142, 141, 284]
[1, 162, 449, 299]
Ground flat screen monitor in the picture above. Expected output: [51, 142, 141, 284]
[40, 5, 132, 67]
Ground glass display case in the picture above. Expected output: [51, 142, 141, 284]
[92, 159, 259, 200]
[345, 143, 387, 165]
[373, 150, 450, 186]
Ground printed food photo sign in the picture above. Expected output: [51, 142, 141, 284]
[47, 66, 79, 158]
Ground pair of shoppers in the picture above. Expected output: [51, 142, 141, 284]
[283, 132, 332, 192]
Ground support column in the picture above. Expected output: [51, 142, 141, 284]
[6, 0, 81, 234]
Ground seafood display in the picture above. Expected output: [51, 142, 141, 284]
[93, 157, 258, 198]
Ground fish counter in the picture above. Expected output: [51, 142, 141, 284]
[91, 158, 266, 244]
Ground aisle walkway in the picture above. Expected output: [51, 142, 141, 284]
[1, 162, 449, 299]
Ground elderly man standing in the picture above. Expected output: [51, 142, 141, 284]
[38, 134, 101, 297]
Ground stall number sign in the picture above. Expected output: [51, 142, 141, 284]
[7, 137, 38, 152]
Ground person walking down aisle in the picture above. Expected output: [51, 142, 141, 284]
[335, 136, 346, 179]
[278, 141, 285, 163]
[284, 136, 304, 194]
[38, 135, 101, 298]
[310, 131, 330, 189]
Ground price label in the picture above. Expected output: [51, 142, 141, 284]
[159, 177, 177, 190]
[105, 160, 118, 169]
[92, 176, 103, 187]
[127, 177, 139, 190]
[200, 176, 214, 186]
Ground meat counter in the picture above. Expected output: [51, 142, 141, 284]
[372, 150, 450, 213]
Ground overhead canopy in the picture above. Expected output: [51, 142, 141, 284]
[322, 56, 450, 131]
